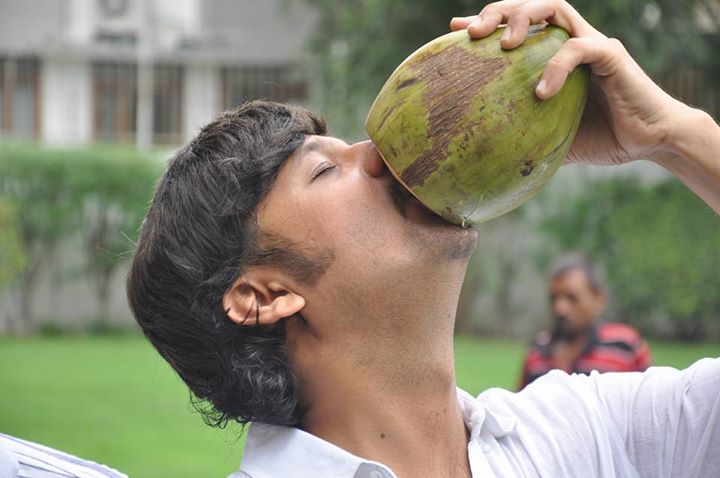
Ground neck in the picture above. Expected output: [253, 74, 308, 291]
[292, 261, 472, 478]
[301, 363, 470, 478]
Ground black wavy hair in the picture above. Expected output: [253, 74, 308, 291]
[127, 100, 327, 427]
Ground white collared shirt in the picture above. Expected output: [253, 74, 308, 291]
[230, 357, 720, 478]
[0, 432, 128, 478]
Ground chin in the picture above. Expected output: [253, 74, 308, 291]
[389, 182, 478, 260]
[405, 196, 462, 228]
[409, 204, 479, 260]
[442, 226, 479, 260]
[553, 322, 584, 340]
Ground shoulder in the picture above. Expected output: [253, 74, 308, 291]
[521, 331, 552, 373]
[478, 372, 634, 473]
[0, 433, 127, 478]
[525, 330, 552, 355]
[482, 370, 605, 422]
[0, 440, 18, 478]
[597, 322, 644, 347]
[533, 330, 552, 347]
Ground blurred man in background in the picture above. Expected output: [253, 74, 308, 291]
[519, 253, 651, 389]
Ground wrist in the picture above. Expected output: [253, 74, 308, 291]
[653, 106, 719, 168]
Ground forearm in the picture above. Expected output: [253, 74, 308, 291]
[654, 107, 720, 214]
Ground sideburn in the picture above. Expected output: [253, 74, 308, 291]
[249, 230, 335, 287]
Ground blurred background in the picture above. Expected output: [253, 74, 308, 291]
[0, 0, 718, 477]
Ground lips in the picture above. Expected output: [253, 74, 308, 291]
[387, 178, 414, 217]
[387, 178, 445, 223]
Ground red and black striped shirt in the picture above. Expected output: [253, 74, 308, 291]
[519, 322, 652, 390]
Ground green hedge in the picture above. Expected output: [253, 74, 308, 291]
[0, 198, 27, 286]
[0, 142, 164, 330]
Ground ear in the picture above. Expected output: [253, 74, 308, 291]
[222, 274, 305, 326]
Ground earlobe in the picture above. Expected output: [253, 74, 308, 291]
[222, 277, 305, 326]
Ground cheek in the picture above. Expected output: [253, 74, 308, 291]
[317, 185, 401, 242]
[578, 301, 597, 318]
[269, 178, 409, 268]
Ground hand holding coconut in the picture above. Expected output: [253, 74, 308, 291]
[451, 0, 720, 213]
[368, 0, 719, 225]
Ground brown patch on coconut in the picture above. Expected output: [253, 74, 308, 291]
[400, 46, 509, 188]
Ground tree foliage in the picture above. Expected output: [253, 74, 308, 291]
[571, 0, 713, 74]
[539, 178, 720, 340]
[69, 147, 163, 321]
[0, 143, 80, 329]
[0, 143, 162, 330]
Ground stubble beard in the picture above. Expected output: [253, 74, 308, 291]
[387, 180, 478, 261]
[553, 318, 586, 341]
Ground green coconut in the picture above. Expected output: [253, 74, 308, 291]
[366, 24, 589, 226]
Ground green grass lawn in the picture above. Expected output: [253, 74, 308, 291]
[1, 335, 718, 477]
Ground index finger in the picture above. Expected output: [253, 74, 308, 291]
[452, 0, 600, 42]
[499, 0, 602, 49]
[449, 16, 477, 31]
[450, 0, 531, 38]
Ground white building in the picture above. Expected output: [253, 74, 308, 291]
[0, 0, 319, 331]
[0, 0, 317, 147]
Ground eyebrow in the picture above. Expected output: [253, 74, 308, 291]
[293, 138, 325, 166]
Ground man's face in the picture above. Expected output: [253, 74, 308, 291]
[256, 135, 478, 331]
[549, 268, 605, 339]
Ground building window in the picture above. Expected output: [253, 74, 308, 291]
[0, 57, 40, 140]
[222, 65, 307, 109]
[93, 62, 137, 143]
[93, 62, 182, 144]
[152, 65, 183, 145]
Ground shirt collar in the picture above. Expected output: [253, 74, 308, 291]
[457, 388, 516, 440]
[239, 420, 393, 478]
[237, 388, 516, 478]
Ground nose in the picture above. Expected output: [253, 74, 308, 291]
[353, 140, 387, 178]
[553, 298, 571, 318]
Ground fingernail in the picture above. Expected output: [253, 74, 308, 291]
[536, 79, 548, 97]
[501, 26, 512, 41]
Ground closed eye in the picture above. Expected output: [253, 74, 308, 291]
[311, 162, 336, 180]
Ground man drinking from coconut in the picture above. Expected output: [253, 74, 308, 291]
[127, 0, 720, 477]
